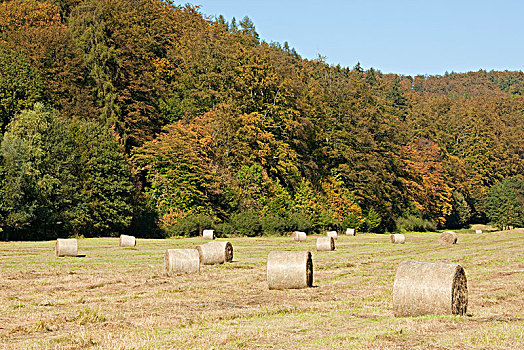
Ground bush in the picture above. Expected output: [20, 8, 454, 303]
[261, 214, 287, 236]
[287, 212, 312, 233]
[214, 222, 234, 237]
[230, 210, 261, 237]
[396, 215, 436, 232]
[360, 208, 382, 233]
[165, 214, 215, 237]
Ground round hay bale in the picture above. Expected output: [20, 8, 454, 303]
[164, 249, 200, 275]
[475, 229, 482, 234]
[267, 251, 313, 290]
[291, 231, 307, 242]
[326, 231, 337, 240]
[55, 238, 78, 257]
[390, 234, 405, 244]
[316, 237, 335, 251]
[195, 241, 233, 264]
[119, 234, 136, 247]
[346, 228, 356, 236]
[393, 260, 468, 317]
[439, 231, 458, 245]
[202, 229, 215, 240]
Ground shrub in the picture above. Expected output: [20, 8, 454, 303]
[230, 210, 261, 237]
[360, 208, 382, 233]
[287, 212, 312, 233]
[396, 215, 436, 232]
[214, 222, 234, 237]
[261, 214, 287, 236]
[165, 214, 215, 237]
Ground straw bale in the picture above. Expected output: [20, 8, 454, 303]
[267, 251, 313, 289]
[393, 260, 468, 317]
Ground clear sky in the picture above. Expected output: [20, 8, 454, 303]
[183, 0, 524, 76]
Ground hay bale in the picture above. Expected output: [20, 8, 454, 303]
[202, 229, 215, 240]
[267, 251, 313, 289]
[346, 228, 356, 236]
[195, 241, 233, 264]
[439, 231, 458, 245]
[119, 234, 136, 247]
[291, 231, 307, 242]
[55, 238, 78, 257]
[326, 231, 337, 240]
[390, 234, 405, 244]
[393, 260, 468, 317]
[475, 229, 482, 234]
[316, 237, 335, 251]
[164, 249, 200, 275]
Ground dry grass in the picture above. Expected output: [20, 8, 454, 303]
[1, 229, 523, 349]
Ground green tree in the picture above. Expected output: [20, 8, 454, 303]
[485, 177, 524, 230]
[0, 103, 133, 239]
[0, 48, 43, 133]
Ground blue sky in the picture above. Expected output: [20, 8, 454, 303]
[183, 0, 523, 76]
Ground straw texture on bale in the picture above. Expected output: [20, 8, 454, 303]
[475, 229, 482, 234]
[119, 234, 136, 247]
[346, 228, 356, 236]
[316, 237, 335, 251]
[393, 260, 468, 317]
[196, 241, 233, 265]
[291, 231, 307, 242]
[164, 249, 200, 275]
[267, 251, 313, 289]
[439, 231, 458, 245]
[202, 229, 215, 240]
[55, 238, 78, 257]
[390, 234, 405, 244]
[326, 231, 337, 240]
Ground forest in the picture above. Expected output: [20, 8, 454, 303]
[0, 0, 522, 240]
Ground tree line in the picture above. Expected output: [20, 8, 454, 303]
[0, 0, 522, 240]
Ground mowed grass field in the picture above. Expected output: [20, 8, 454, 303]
[1, 229, 523, 349]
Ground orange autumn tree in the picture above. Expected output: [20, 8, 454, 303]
[400, 138, 453, 227]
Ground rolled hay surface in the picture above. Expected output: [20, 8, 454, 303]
[326, 231, 338, 240]
[195, 241, 233, 265]
[119, 234, 136, 247]
[390, 234, 405, 244]
[475, 229, 482, 234]
[346, 228, 356, 236]
[55, 238, 78, 257]
[392, 260, 468, 317]
[316, 237, 335, 251]
[202, 229, 215, 240]
[439, 231, 458, 245]
[291, 231, 307, 242]
[267, 251, 313, 290]
[164, 249, 200, 275]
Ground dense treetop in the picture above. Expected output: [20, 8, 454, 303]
[0, 0, 522, 239]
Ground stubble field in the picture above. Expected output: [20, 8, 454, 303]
[1, 228, 523, 349]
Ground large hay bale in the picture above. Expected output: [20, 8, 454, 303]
[267, 251, 313, 290]
[291, 231, 307, 242]
[326, 231, 337, 240]
[346, 228, 356, 236]
[390, 234, 405, 244]
[475, 229, 482, 234]
[164, 249, 200, 275]
[393, 260, 468, 317]
[119, 235, 136, 247]
[439, 231, 458, 245]
[195, 241, 233, 264]
[202, 229, 215, 240]
[316, 237, 335, 251]
[55, 238, 78, 257]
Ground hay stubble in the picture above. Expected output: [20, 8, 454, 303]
[1, 230, 523, 349]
